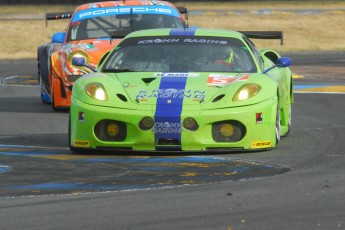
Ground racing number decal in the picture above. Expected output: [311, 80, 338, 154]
[207, 74, 248, 86]
[207, 76, 233, 85]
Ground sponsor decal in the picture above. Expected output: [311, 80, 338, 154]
[154, 73, 187, 147]
[65, 43, 96, 52]
[256, 113, 263, 124]
[207, 74, 236, 85]
[183, 39, 227, 44]
[138, 38, 180, 45]
[153, 122, 182, 134]
[74, 140, 90, 147]
[251, 141, 272, 149]
[154, 73, 199, 78]
[207, 74, 248, 86]
[122, 82, 137, 88]
[136, 89, 205, 100]
[73, 6, 177, 22]
[138, 38, 227, 45]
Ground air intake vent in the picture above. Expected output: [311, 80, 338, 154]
[157, 138, 180, 146]
[212, 94, 225, 103]
[156, 138, 181, 151]
[142, 78, 156, 85]
[116, 94, 127, 102]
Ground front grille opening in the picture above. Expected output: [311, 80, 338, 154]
[142, 78, 156, 85]
[156, 138, 180, 146]
[94, 120, 126, 142]
[156, 138, 181, 150]
[212, 120, 246, 142]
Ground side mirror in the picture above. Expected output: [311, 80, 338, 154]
[277, 57, 291, 67]
[177, 7, 187, 14]
[263, 56, 291, 74]
[71, 56, 97, 72]
[52, 32, 66, 43]
[71, 56, 86, 67]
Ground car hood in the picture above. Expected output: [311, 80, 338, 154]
[113, 72, 269, 109]
[74, 71, 277, 110]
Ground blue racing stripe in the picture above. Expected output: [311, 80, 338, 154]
[169, 28, 197, 36]
[154, 77, 187, 149]
[153, 29, 196, 149]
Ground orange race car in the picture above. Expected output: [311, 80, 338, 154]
[37, 0, 187, 110]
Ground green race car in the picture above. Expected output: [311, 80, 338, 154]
[69, 28, 293, 152]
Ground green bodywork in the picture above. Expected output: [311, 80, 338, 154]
[69, 28, 293, 152]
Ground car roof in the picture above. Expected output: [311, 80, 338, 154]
[74, 0, 178, 11]
[124, 28, 244, 40]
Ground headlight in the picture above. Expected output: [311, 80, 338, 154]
[85, 83, 108, 101]
[68, 51, 89, 69]
[232, 83, 261, 101]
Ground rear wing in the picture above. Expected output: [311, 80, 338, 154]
[45, 12, 73, 26]
[176, 7, 188, 14]
[176, 6, 188, 27]
[239, 31, 284, 45]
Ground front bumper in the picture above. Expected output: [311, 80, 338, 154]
[70, 96, 277, 151]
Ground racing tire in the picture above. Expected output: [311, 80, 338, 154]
[37, 49, 51, 104]
[51, 79, 63, 111]
[68, 114, 82, 153]
[51, 88, 58, 111]
[275, 102, 281, 146]
[282, 104, 292, 137]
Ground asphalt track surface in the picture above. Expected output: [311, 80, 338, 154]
[0, 52, 344, 230]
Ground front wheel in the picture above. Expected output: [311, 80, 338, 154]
[282, 104, 292, 137]
[51, 77, 63, 111]
[69, 113, 81, 153]
[275, 102, 281, 146]
[38, 54, 51, 104]
[51, 88, 58, 111]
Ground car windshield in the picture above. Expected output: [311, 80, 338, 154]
[67, 13, 184, 42]
[103, 36, 257, 73]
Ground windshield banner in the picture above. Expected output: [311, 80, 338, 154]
[72, 5, 179, 22]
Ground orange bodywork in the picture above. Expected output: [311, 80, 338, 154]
[47, 0, 185, 109]
[50, 39, 120, 108]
